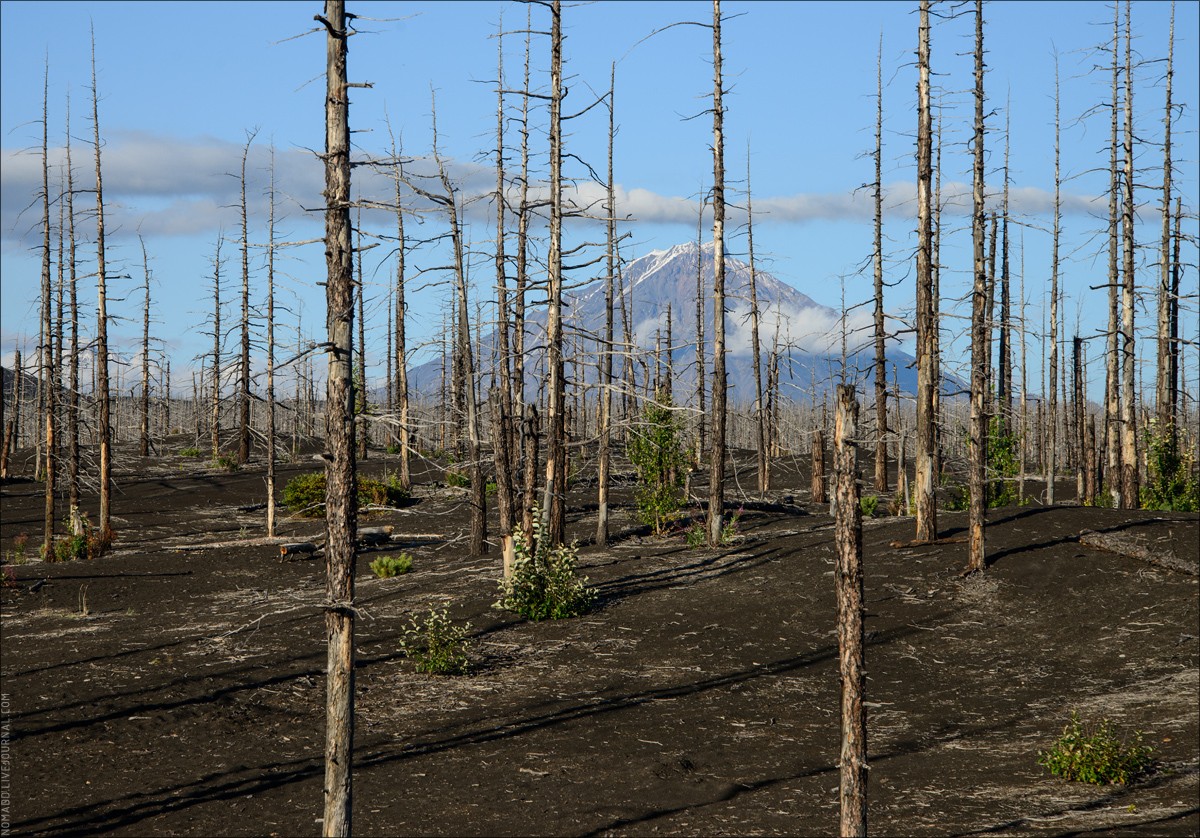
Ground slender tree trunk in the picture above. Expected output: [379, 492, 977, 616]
[318, 4, 357, 833]
[931, 107, 943, 481]
[386, 130, 411, 490]
[999, 101, 1013, 430]
[1048, 55, 1061, 506]
[811, 427, 826, 505]
[707, 0, 728, 548]
[356, 216, 368, 462]
[1103, 2, 1123, 505]
[493, 27, 516, 566]
[0, 349, 19, 479]
[1073, 336, 1086, 500]
[1154, 3, 1175, 442]
[139, 236, 153, 458]
[747, 150, 768, 496]
[266, 149, 278, 537]
[914, 0, 937, 542]
[694, 202, 707, 465]
[90, 29, 112, 544]
[541, 0, 567, 547]
[1119, 0, 1138, 508]
[237, 131, 256, 465]
[39, 61, 57, 557]
[872, 33, 889, 494]
[834, 384, 866, 837]
[966, 0, 987, 573]
[597, 64, 617, 548]
[65, 94, 81, 533]
[211, 237, 224, 461]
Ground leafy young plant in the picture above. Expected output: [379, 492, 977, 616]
[179, 446, 202, 458]
[369, 553, 413, 579]
[1038, 712, 1154, 785]
[400, 606, 471, 675]
[1140, 421, 1199, 512]
[986, 416, 1020, 507]
[281, 471, 410, 517]
[860, 495, 880, 518]
[495, 509, 595, 621]
[627, 391, 688, 536]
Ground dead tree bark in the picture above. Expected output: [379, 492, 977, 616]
[138, 236, 153, 458]
[0, 349, 19, 479]
[597, 64, 617, 547]
[317, 3, 358, 833]
[266, 149, 279, 537]
[1119, 0, 1138, 508]
[1047, 55, 1062, 506]
[210, 236, 224, 461]
[386, 126, 411, 491]
[914, 0, 937, 542]
[834, 383, 866, 837]
[1103, 2, 1123, 505]
[998, 98, 1013, 429]
[90, 28, 113, 544]
[872, 33, 889, 494]
[237, 130, 257, 465]
[707, 0, 729, 548]
[812, 427, 827, 506]
[1073, 336, 1086, 500]
[1154, 3, 1176, 442]
[355, 214, 368, 461]
[747, 149, 769, 497]
[39, 60, 56, 557]
[493, 26, 516, 566]
[65, 94, 82, 533]
[694, 201, 707, 465]
[966, 0, 987, 573]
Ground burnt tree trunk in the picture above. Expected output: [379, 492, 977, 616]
[707, 0, 729, 548]
[914, 0, 937, 542]
[872, 34, 889, 494]
[90, 30, 113, 544]
[966, 0, 987, 573]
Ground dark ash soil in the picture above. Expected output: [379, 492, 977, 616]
[1, 440, 1197, 836]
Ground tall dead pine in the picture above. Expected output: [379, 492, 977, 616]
[317, 3, 358, 834]
[914, 0, 938, 542]
[834, 383, 866, 837]
[966, 0, 987, 573]
[871, 32, 889, 494]
[90, 28, 113, 544]
[707, 0, 729, 547]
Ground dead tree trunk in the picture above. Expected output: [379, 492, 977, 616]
[139, 236, 153, 458]
[90, 29, 113, 544]
[812, 427, 826, 506]
[966, 0, 987, 573]
[872, 33, 889, 494]
[694, 202, 707, 465]
[597, 64, 617, 548]
[1154, 3, 1176, 442]
[540, 0, 568, 547]
[914, 0, 937, 542]
[1119, 0, 1138, 508]
[237, 130, 257, 465]
[747, 150, 769, 497]
[707, 0, 729, 548]
[493, 27, 516, 566]
[65, 95, 82, 533]
[317, 4, 358, 833]
[40, 61, 56, 557]
[266, 150, 279, 537]
[998, 100, 1013, 429]
[386, 128, 411, 491]
[1103, 2, 1123, 505]
[1047, 55, 1062, 506]
[210, 236, 224, 461]
[834, 384, 866, 837]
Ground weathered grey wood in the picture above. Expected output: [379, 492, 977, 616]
[1079, 530, 1198, 576]
[707, 0, 728, 548]
[914, 0, 937, 543]
[319, 2, 356, 834]
[811, 428, 826, 506]
[90, 30, 113, 544]
[834, 384, 866, 837]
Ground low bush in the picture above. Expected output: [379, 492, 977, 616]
[860, 495, 879, 518]
[1140, 422, 1199, 512]
[1038, 712, 1154, 785]
[369, 553, 413, 579]
[179, 447, 202, 458]
[445, 470, 470, 489]
[495, 509, 594, 621]
[282, 471, 411, 517]
[400, 606, 471, 675]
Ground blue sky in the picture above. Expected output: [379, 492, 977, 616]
[1, 0, 1196, 400]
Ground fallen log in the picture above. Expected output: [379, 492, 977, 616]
[1078, 529, 1198, 576]
[357, 526, 395, 547]
[280, 542, 320, 560]
[236, 501, 268, 513]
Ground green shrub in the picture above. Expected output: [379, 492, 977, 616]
[860, 495, 879, 518]
[495, 509, 595, 621]
[179, 446, 202, 458]
[1140, 422, 1199, 512]
[684, 521, 706, 549]
[445, 470, 470, 489]
[987, 416, 1020, 507]
[400, 606, 471, 675]
[44, 515, 109, 562]
[370, 553, 413, 579]
[211, 454, 239, 472]
[281, 471, 411, 517]
[1038, 712, 1154, 785]
[627, 391, 687, 536]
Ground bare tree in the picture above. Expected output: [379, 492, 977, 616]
[90, 27, 113, 544]
[265, 148, 279, 537]
[493, 23, 517, 569]
[237, 130, 258, 465]
[834, 384, 866, 837]
[746, 149, 768, 496]
[39, 59, 56, 557]
[138, 236, 153, 458]
[707, 0, 729, 548]
[871, 32, 889, 494]
[966, 0, 988, 574]
[210, 235, 225, 461]
[914, 0, 937, 542]
[1154, 2, 1176, 442]
[596, 64, 617, 548]
[1047, 54, 1062, 506]
[1119, 0, 1138, 507]
[316, 3, 358, 832]
[1103, 1, 1123, 505]
[65, 92, 82, 534]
